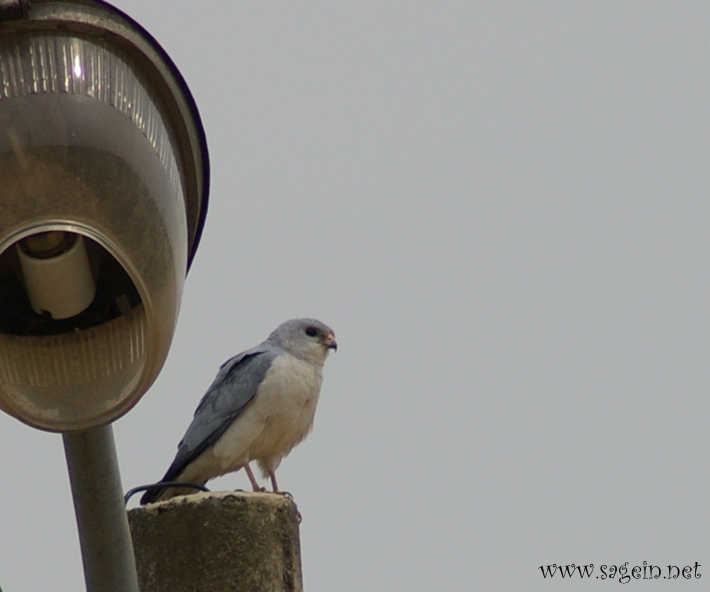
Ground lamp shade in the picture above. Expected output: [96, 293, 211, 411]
[0, 0, 209, 430]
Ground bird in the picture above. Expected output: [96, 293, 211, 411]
[140, 318, 337, 505]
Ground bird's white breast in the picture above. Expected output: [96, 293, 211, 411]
[210, 353, 323, 475]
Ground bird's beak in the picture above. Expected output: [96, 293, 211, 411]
[325, 333, 338, 352]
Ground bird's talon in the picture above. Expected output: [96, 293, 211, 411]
[278, 491, 295, 502]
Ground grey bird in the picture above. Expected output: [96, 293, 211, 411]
[140, 318, 336, 505]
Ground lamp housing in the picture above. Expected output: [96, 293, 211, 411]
[0, 0, 209, 431]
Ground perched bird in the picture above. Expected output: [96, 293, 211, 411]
[140, 318, 336, 505]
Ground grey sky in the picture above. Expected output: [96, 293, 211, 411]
[1, 1, 708, 590]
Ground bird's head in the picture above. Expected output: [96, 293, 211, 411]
[268, 318, 337, 364]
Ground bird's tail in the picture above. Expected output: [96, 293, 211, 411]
[139, 480, 209, 505]
[139, 484, 164, 505]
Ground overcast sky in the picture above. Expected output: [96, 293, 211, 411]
[1, 1, 709, 590]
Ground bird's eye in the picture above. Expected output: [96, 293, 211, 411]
[305, 327, 318, 337]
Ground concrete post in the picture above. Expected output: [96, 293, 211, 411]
[128, 492, 303, 592]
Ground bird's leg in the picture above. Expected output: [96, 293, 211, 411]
[243, 463, 263, 492]
[269, 470, 279, 492]
[268, 471, 302, 521]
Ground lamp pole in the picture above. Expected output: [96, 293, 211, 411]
[63, 426, 140, 592]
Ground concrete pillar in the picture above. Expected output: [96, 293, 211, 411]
[128, 492, 303, 592]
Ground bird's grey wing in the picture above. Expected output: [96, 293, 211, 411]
[160, 345, 278, 483]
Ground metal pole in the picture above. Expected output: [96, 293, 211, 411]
[63, 424, 140, 592]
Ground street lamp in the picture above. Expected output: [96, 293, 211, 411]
[0, 1, 209, 590]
